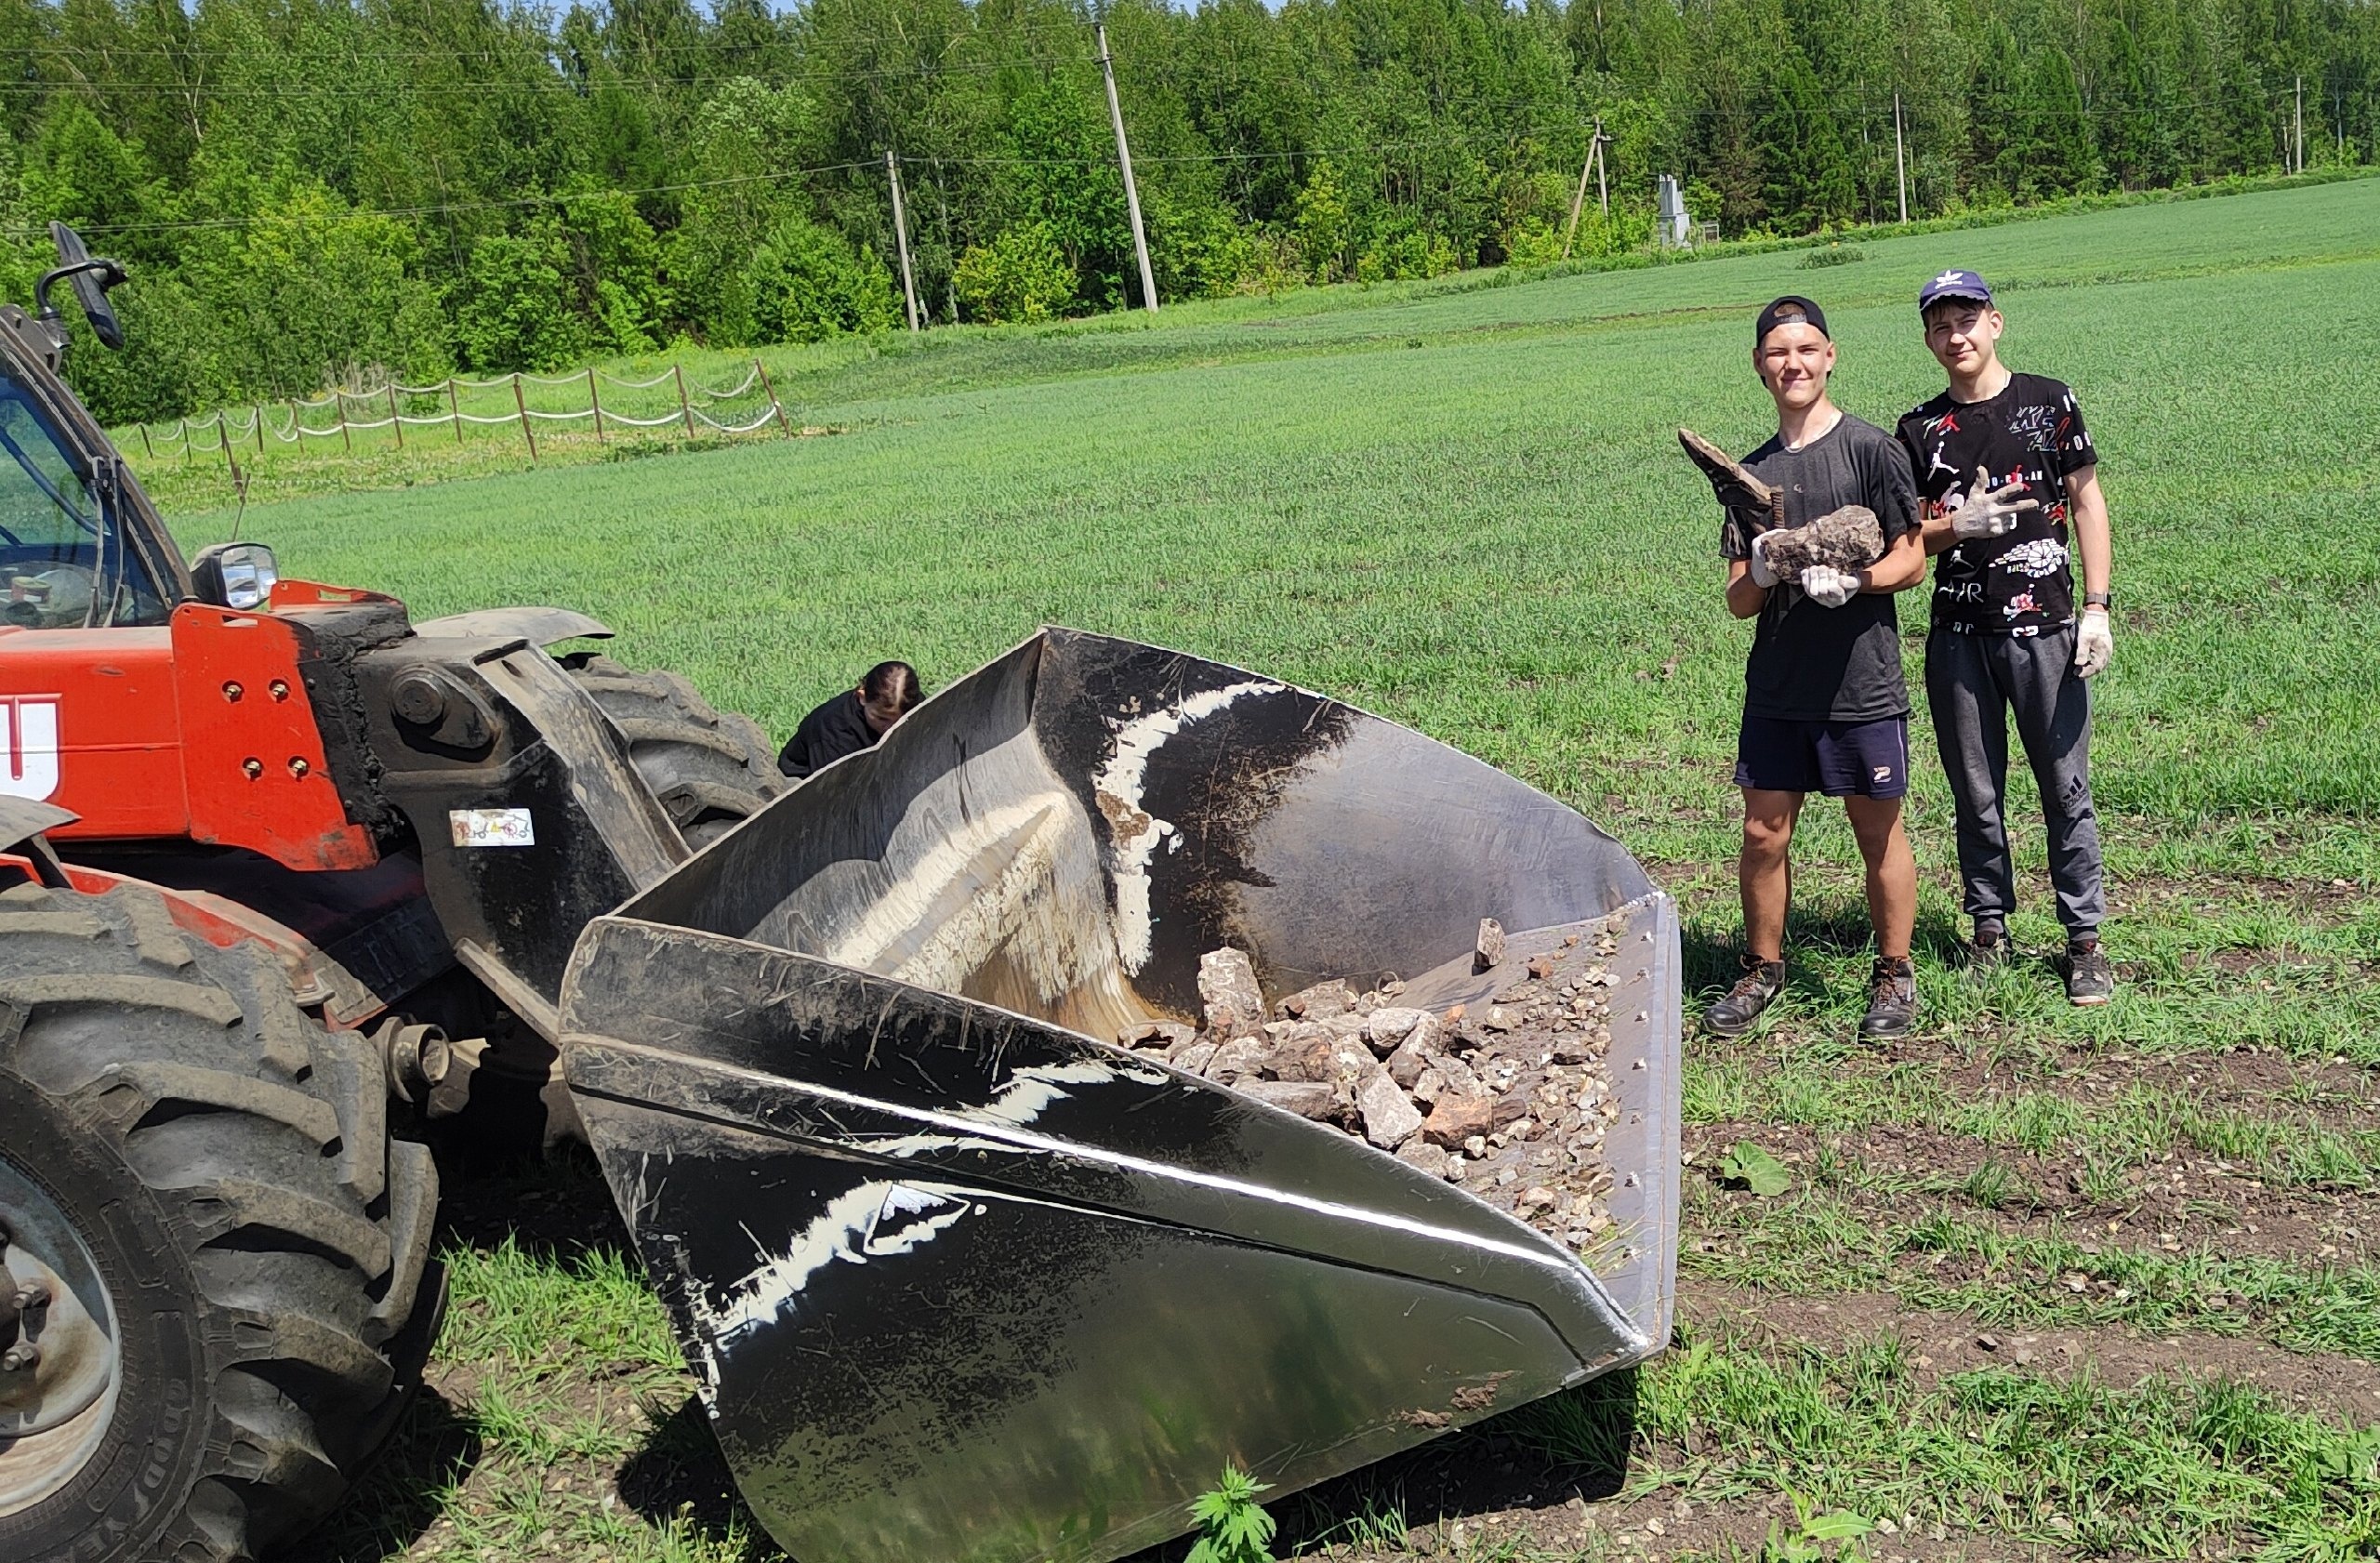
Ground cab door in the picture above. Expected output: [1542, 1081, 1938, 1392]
[0, 370, 186, 837]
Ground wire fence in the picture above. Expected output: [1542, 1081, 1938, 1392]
[121, 359, 808, 468]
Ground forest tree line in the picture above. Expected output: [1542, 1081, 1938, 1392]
[0, 0, 2371, 424]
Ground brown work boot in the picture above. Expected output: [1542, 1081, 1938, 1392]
[2065, 938, 2115, 1006]
[1703, 956, 1785, 1036]
[1859, 956, 1918, 1039]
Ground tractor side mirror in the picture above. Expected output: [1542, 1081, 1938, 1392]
[43, 222, 126, 351]
[191, 543, 280, 611]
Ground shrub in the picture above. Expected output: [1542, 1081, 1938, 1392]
[751, 215, 900, 342]
[1797, 244, 1868, 268]
[452, 222, 589, 373]
[955, 221, 1076, 324]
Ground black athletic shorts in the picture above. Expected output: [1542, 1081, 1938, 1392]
[1734, 712, 1910, 799]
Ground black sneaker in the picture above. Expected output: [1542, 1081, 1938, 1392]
[2065, 938, 2115, 1006]
[1859, 956, 1918, 1038]
[1703, 958, 1785, 1036]
[1966, 920, 2011, 972]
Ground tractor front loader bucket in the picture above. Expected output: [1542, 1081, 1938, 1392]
[558, 629, 1681, 1563]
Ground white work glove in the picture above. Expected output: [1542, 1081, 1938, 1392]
[1949, 465, 2041, 542]
[1799, 564, 1860, 608]
[1747, 531, 1780, 589]
[2075, 606, 2113, 678]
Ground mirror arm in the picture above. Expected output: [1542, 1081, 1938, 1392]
[33, 258, 125, 325]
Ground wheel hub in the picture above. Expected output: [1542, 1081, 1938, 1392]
[0, 1156, 121, 1516]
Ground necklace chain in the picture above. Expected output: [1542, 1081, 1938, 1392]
[1783, 406, 1842, 453]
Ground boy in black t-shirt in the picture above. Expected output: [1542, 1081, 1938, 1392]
[1704, 296, 1928, 1040]
[1897, 270, 2115, 1005]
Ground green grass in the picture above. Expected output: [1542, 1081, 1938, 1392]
[205, 178, 2380, 1559]
[1547, 1334, 2380, 1559]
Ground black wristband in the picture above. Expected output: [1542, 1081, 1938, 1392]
[2083, 591, 2111, 611]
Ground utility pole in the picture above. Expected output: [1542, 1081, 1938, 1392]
[1894, 93, 1909, 222]
[1097, 19, 1158, 314]
[1563, 140, 1593, 258]
[1593, 116, 1609, 219]
[2294, 74, 2304, 172]
[1561, 119, 1611, 259]
[885, 150, 921, 333]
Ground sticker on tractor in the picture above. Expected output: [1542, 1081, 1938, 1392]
[449, 807, 534, 848]
[0, 697, 60, 801]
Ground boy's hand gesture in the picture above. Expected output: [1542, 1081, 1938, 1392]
[1949, 465, 2040, 541]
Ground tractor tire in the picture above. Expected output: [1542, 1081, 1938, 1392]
[0, 881, 441, 1563]
[561, 653, 785, 849]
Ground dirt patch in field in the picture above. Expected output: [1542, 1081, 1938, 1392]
[1686, 1119, 2379, 1264]
[2110, 868, 2372, 930]
[1923, 1044, 2380, 1132]
[1686, 1284, 2380, 1424]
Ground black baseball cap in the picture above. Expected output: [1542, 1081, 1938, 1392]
[1755, 295, 1829, 347]
[1918, 268, 1993, 310]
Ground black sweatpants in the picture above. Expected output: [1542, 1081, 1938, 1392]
[1924, 624, 2106, 940]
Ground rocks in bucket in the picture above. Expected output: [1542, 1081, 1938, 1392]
[1473, 918, 1505, 974]
[1197, 947, 1266, 1039]
[1112, 911, 1631, 1251]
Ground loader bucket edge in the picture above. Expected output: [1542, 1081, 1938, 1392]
[560, 628, 1681, 1563]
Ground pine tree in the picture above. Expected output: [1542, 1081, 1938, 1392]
[1758, 48, 1859, 231]
[2024, 46, 2103, 196]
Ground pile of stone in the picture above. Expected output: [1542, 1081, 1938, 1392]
[1115, 914, 1625, 1252]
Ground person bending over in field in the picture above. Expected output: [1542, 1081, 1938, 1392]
[1706, 296, 1928, 1040]
[1897, 269, 2115, 1005]
[777, 660, 924, 779]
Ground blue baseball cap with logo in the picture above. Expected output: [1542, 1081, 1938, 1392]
[1919, 268, 1993, 311]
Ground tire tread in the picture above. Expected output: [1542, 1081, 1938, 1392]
[0, 881, 438, 1561]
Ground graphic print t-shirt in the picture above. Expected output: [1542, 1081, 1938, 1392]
[1717, 414, 1919, 723]
[1896, 373, 2097, 637]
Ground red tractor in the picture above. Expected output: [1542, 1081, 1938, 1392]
[0, 226, 1679, 1563]
[0, 225, 782, 1560]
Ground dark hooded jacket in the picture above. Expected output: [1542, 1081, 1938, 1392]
[776, 689, 879, 778]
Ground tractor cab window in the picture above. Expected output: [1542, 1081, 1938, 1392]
[0, 378, 167, 628]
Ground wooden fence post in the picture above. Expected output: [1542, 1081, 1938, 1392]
[386, 385, 403, 450]
[180, 420, 191, 466]
[138, 424, 153, 460]
[755, 357, 790, 437]
[216, 410, 231, 471]
[447, 379, 463, 444]
[587, 367, 605, 444]
[512, 374, 537, 462]
[672, 364, 695, 439]
[254, 404, 266, 455]
[335, 392, 351, 454]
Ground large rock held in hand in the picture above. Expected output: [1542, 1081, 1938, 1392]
[1757, 504, 1886, 580]
[1679, 427, 1885, 580]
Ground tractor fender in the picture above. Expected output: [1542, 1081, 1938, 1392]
[0, 795, 78, 851]
[0, 853, 393, 1029]
[411, 606, 613, 646]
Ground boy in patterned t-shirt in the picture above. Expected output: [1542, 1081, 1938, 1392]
[1897, 269, 2116, 1005]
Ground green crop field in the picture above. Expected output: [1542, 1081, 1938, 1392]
[202, 178, 2380, 1562]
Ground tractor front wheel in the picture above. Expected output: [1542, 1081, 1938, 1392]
[0, 882, 439, 1562]
[562, 653, 785, 849]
